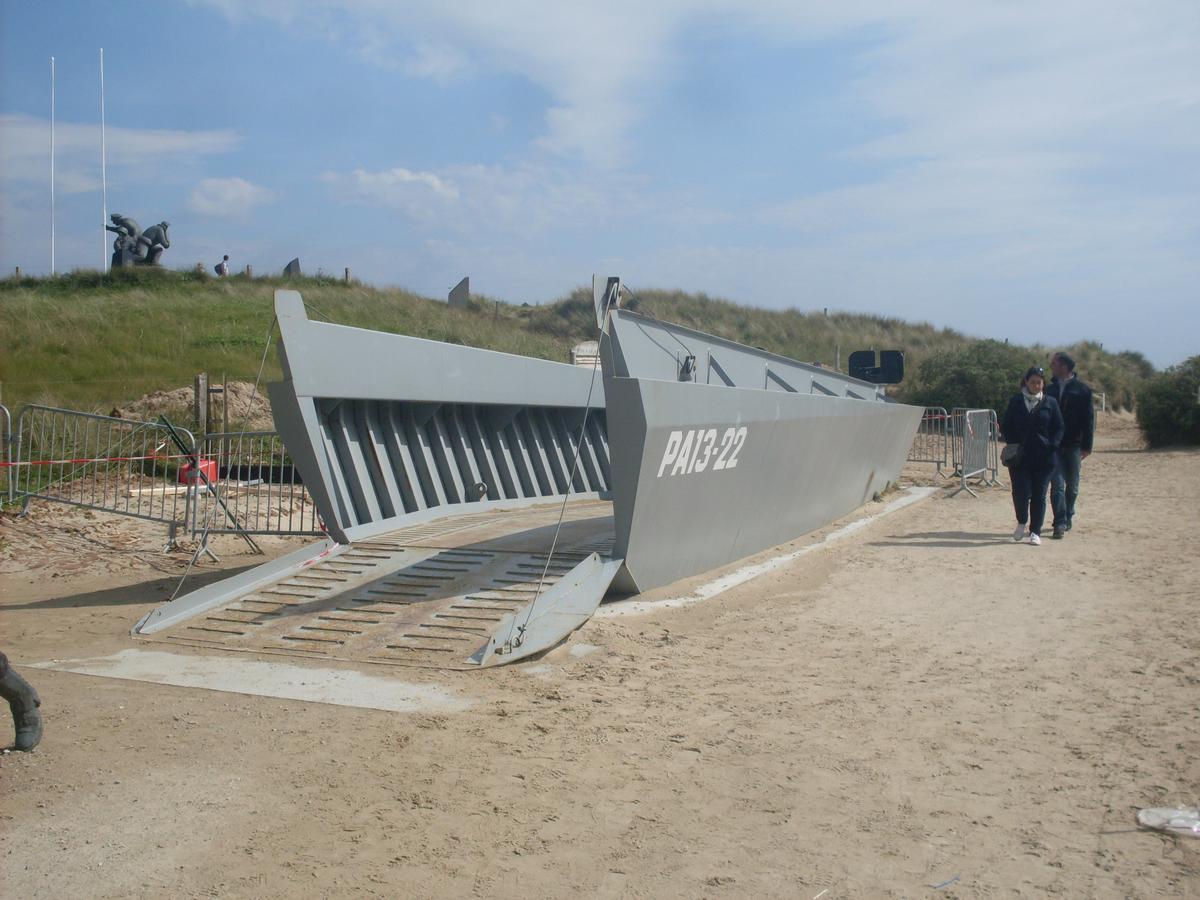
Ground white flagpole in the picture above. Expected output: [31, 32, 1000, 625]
[51, 55, 56, 275]
[101, 47, 108, 272]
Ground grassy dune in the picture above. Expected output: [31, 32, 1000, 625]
[0, 268, 1153, 415]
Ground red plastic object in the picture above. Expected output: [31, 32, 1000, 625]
[178, 458, 218, 485]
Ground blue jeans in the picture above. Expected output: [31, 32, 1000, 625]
[1051, 446, 1082, 529]
[1011, 464, 1053, 535]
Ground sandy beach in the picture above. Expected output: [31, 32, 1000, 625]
[1, 412, 1197, 898]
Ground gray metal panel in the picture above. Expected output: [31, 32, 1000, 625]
[533, 408, 571, 493]
[564, 411, 602, 492]
[380, 404, 424, 512]
[402, 406, 449, 509]
[270, 291, 614, 539]
[471, 554, 623, 667]
[326, 402, 379, 525]
[275, 290, 605, 408]
[461, 406, 503, 500]
[604, 376, 922, 594]
[516, 410, 555, 495]
[478, 409, 523, 495]
[607, 308, 881, 398]
[444, 405, 485, 497]
[425, 410, 467, 504]
[134, 536, 341, 634]
[360, 402, 402, 518]
[267, 382, 352, 543]
[502, 421, 539, 497]
[588, 415, 612, 484]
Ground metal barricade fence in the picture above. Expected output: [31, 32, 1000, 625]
[949, 408, 965, 474]
[1, 404, 12, 504]
[11, 405, 196, 545]
[986, 409, 1002, 486]
[907, 406, 949, 475]
[950, 408, 993, 498]
[191, 431, 323, 536]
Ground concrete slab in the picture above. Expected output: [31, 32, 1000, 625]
[29, 649, 473, 713]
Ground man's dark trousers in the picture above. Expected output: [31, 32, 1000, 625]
[1051, 445, 1081, 530]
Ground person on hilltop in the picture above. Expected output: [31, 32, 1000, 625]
[1001, 366, 1064, 546]
[0, 650, 43, 752]
[215, 254, 230, 277]
[1046, 351, 1095, 539]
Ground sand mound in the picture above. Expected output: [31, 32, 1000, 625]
[110, 380, 276, 432]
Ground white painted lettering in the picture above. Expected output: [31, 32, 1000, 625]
[657, 426, 750, 478]
[725, 426, 748, 469]
[671, 430, 695, 476]
[657, 430, 683, 477]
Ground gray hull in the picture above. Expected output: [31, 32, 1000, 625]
[601, 306, 923, 593]
[137, 287, 923, 666]
[605, 376, 922, 592]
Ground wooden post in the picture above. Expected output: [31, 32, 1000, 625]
[14, 267, 20, 279]
[194, 373, 208, 437]
[344, 267, 351, 282]
[245, 265, 253, 278]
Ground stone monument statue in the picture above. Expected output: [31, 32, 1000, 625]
[106, 214, 171, 268]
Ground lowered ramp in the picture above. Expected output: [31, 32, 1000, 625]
[134, 500, 619, 670]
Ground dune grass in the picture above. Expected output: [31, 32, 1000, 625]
[0, 268, 1154, 415]
[0, 268, 570, 413]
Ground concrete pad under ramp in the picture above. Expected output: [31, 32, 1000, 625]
[29, 650, 472, 713]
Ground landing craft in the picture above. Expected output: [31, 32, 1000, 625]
[134, 282, 922, 665]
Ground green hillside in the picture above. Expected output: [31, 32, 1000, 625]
[0, 268, 1154, 415]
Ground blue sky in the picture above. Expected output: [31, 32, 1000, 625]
[2, 1, 1197, 367]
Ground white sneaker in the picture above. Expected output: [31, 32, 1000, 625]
[1029, 533, 1041, 546]
[1013, 524, 1026, 542]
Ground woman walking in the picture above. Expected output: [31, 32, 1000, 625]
[1001, 366, 1064, 545]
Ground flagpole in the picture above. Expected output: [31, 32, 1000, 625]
[101, 47, 108, 272]
[50, 55, 56, 275]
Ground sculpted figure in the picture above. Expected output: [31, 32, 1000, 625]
[107, 214, 170, 267]
[138, 221, 171, 265]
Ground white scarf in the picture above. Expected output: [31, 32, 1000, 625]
[1022, 387, 1043, 411]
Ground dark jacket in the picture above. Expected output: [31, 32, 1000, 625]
[1046, 375, 1094, 452]
[1002, 393, 1064, 469]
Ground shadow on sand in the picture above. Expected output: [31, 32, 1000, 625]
[2, 564, 262, 611]
[869, 530, 1014, 549]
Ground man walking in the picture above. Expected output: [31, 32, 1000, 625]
[1046, 351, 1095, 538]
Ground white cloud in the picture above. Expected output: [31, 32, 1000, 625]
[187, 177, 278, 216]
[321, 166, 459, 220]
[191, 1, 1200, 175]
[320, 160, 653, 234]
[0, 113, 240, 193]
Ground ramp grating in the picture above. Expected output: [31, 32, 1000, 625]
[143, 500, 616, 669]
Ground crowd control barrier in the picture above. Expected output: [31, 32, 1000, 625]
[1, 404, 12, 504]
[11, 406, 197, 547]
[190, 431, 322, 537]
[907, 406, 949, 475]
[949, 408, 995, 498]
